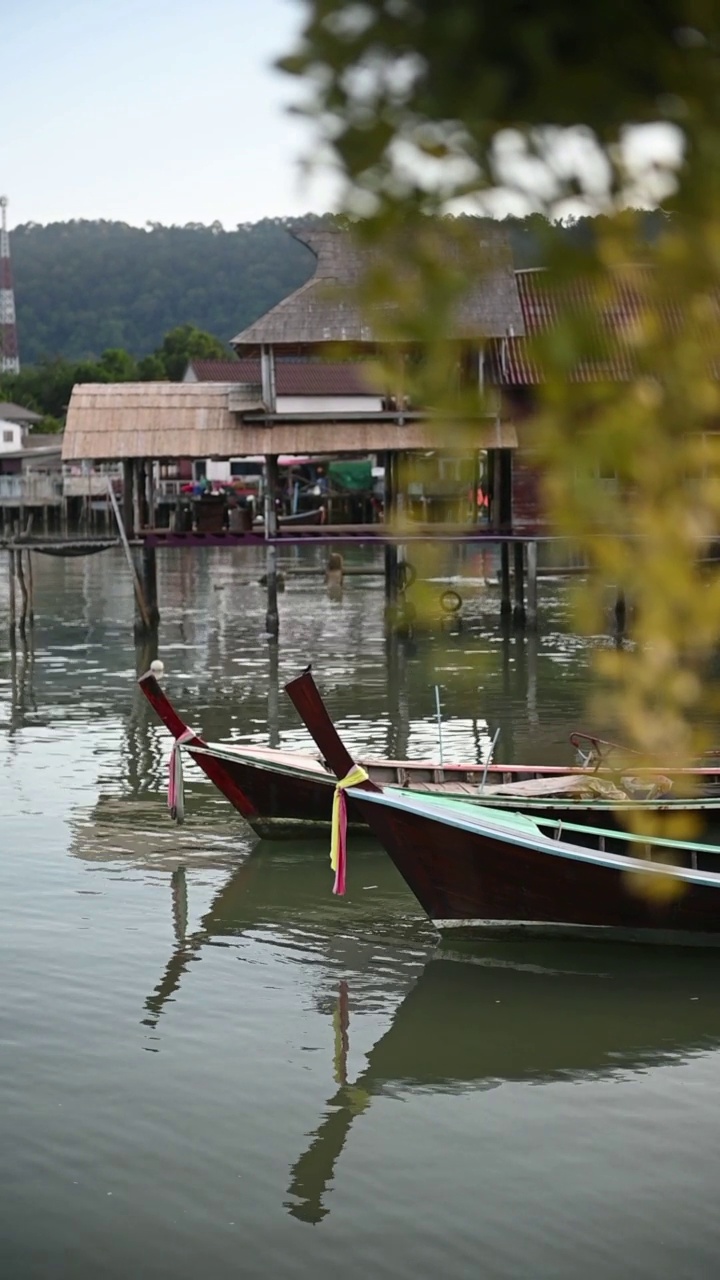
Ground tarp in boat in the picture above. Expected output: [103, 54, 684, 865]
[327, 459, 373, 491]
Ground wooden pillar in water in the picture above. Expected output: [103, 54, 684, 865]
[499, 543, 511, 616]
[141, 542, 160, 630]
[513, 541, 526, 628]
[498, 451, 513, 617]
[384, 451, 399, 612]
[264, 454, 279, 639]
[122, 460, 135, 538]
[526, 540, 538, 630]
[615, 588, 626, 636]
[145, 459, 156, 531]
[133, 460, 146, 535]
[7, 547, 16, 649]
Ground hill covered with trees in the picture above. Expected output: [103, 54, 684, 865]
[9, 211, 670, 368]
[10, 218, 320, 364]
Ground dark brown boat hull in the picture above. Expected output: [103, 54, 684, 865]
[347, 794, 720, 945]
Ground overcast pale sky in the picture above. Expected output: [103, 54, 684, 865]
[5, 0, 339, 229]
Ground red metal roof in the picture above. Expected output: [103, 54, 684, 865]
[495, 267, 689, 385]
[188, 359, 379, 395]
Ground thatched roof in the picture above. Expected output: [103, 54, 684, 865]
[62, 382, 263, 461]
[231, 224, 524, 350]
[62, 381, 516, 460]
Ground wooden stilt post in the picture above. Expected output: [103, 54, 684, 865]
[122, 460, 134, 538]
[268, 632, 280, 748]
[498, 451, 513, 618]
[141, 542, 159, 629]
[133, 460, 144, 536]
[500, 542, 511, 616]
[513, 541, 526, 628]
[615, 588, 626, 635]
[384, 451, 399, 617]
[145, 459, 156, 532]
[526, 540, 538, 630]
[16, 551, 28, 637]
[264, 454, 280, 639]
[8, 545, 16, 649]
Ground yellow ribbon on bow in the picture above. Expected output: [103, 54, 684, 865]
[330, 765, 369, 885]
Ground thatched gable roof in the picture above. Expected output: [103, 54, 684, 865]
[62, 381, 515, 461]
[62, 382, 263, 461]
[231, 224, 524, 350]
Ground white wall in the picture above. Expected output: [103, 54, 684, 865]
[0, 420, 22, 452]
[276, 395, 383, 414]
[206, 459, 231, 481]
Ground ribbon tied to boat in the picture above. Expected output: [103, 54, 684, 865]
[168, 729, 196, 823]
[330, 765, 369, 895]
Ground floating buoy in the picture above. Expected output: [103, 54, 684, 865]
[150, 659, 165, 677]
[440, 589, 462, 615]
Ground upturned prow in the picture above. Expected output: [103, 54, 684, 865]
[284, 669, 381, 792]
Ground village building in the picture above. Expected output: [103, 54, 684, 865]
[62, 223, 522, 537]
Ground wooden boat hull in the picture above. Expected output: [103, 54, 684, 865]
[138, 672, 720, 842]
[283, 668, 720, 947]
[345, 789, 720, 945]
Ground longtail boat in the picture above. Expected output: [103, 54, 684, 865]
[285, 668, 720, 946]
[139, 669, 720, 840]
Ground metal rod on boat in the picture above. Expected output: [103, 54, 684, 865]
[479, 727, 501, 794]
[434, 684, 444, 766]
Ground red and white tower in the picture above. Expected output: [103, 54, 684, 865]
[0, 196, 19, 373]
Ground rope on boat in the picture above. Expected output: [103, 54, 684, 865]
[168, 730, 196, 823]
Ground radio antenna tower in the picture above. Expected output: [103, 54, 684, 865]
[0, 197, 19, 373]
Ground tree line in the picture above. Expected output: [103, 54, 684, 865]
[0, 325, 230, 431]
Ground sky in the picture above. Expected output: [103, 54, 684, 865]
[5, 0, 340, 229]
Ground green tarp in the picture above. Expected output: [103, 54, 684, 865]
[327, 459, 373, 491]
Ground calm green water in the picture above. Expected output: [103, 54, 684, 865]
[2, 545, 720, 1279]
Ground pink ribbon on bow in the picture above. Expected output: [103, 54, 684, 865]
[330, 765, 369, 895]
[168, 729, 195, 822]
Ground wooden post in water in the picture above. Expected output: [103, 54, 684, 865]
[25, 550, 34, 627]
[499, 542, 511, 616]
[7, 545, 16, 649]
[141, 542, 160, 630]
[122, 460, 135, 538]
[264, 454, 280, 639]
[498, 452, 513, 618]
[137, 459, 149, 531]
[16, 545, 29, 638]
[526, 540, 538, 630]
[383, 451, 399, 618]
[145, 459, 156, 531]
[513, 541, 526, 628]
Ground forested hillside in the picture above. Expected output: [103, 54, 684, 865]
[10, 218, 321, 364]
[9, 211, 670, 366]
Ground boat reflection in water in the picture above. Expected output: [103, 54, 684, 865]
[139, 843, 720, 1226]
[286, 943, 720, 1222]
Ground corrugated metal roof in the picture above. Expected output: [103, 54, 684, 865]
[494, 267, 689, 385]
[231, 224, 524, 348]
[189, 359, 381, 395]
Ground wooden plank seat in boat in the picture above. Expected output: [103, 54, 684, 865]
[410, 774, 668, 801]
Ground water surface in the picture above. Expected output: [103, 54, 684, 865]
[2, 546, 720, 1279]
